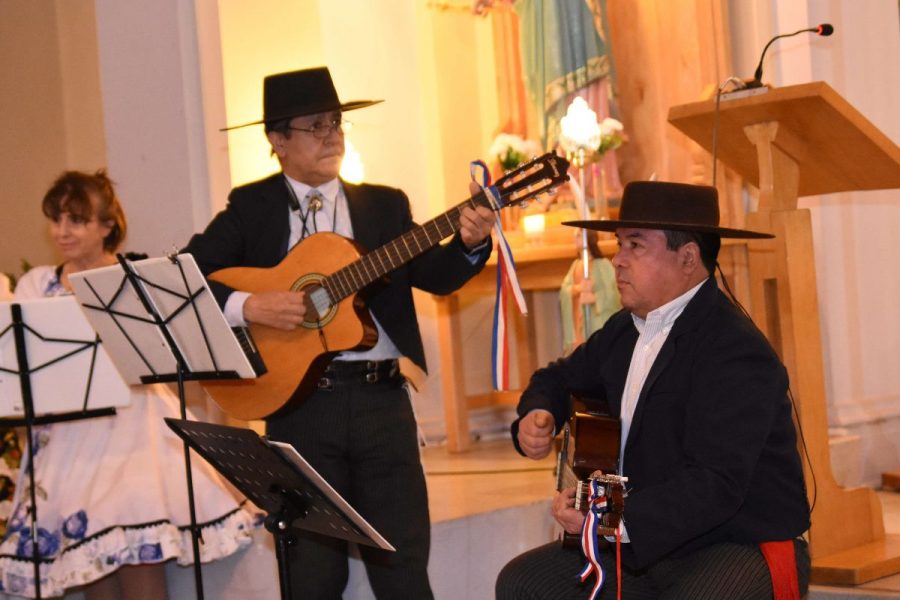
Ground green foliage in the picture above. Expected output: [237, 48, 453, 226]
[4, 259, 33, 292]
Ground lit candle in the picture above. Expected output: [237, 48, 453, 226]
[523, 213, 545, 237]
[558, 97, 601, 161]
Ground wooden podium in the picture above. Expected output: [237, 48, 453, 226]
[669, 81, 900, 585]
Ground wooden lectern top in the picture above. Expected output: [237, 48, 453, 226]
[668, 81, 900, 197]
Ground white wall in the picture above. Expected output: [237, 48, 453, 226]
[93, 0, 230, 257]
[0, 1, 105, 275]
[729, 0, 900, 484]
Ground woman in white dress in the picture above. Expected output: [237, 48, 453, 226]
[0, 170, 258, 599]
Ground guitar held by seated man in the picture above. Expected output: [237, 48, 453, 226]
[556, 404, 628, 548]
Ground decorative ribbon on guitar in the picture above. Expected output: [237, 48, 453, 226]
[469, 160, 528, 391]
[578, 478, 611, 600]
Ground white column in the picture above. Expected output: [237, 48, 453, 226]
[93, 0, 231, 256]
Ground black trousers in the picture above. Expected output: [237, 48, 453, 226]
[496, 538, 809, 599]
[266, 373, 433, 600]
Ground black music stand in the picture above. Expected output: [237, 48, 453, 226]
[164, 418, 394, 600]
[68, 253, 262, 600]
[0, 297, 127, 600]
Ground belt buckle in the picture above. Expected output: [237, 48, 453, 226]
[318, 376, 333, 391]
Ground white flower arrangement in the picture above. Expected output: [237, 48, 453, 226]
[490, 133, 543, 171]
[597, 117, 625, 155]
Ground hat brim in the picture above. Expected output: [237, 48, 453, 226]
[221, 99, 383, 131]
[563, 219, 774, 239]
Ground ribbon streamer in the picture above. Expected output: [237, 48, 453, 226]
[578, 479, 609, 600]
[469, 160, 527, 391]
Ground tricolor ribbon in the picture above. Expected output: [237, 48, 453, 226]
[469, 160, 527, 391]
[578, 479, 610, 599]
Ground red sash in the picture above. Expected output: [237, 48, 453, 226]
[760, 540, 800, 600]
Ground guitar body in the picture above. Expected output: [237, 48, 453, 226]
[569, 411, 621, 479]
[559, 408, 622, 548]
[202, 233, 377, 420]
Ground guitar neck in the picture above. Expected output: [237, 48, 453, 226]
[318, 151, 570, 304]
[322, 193, 491, 303]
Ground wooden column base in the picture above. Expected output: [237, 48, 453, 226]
[883, 472, 900, 490]
[812, 534, 900, 585]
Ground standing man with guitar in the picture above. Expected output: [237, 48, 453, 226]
[497, 182, 811, 599]
[185, 67, 494, 598]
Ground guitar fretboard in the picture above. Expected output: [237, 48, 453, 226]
[313, 151, 568, 305]
[321, 193, 489, 304]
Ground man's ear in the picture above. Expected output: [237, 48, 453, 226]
[267, 131, 286, 157]
[680, 242, 700, 273]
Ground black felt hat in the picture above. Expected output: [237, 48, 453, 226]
[564, 181, 773, 239]
[223, 67, 382, 131]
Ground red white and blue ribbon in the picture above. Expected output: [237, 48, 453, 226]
[470, 160, 527, 391]
[578, 479, 610, 599]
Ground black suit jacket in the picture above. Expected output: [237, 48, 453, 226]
[513, 277, 810, 569]
[184, 172, 491, 371]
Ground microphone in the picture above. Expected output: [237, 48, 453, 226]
[746, 23, 834, 88]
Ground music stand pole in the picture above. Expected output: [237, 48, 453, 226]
[176, 360, 204, 597]
[264, 487, 308, 600]
[10, 304, 43, 600]
[115, 255, 206, 600]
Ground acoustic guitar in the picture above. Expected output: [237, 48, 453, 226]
[202, 153, 569, 420]
[556, 406, 626, 547]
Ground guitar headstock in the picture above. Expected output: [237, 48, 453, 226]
[493, 152, 570, 208]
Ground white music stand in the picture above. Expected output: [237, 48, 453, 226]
[68, 254, 260, 385]
[0, 296, 128, 600]
[68, 253, 263, 600]
[0, 296, 130, 418]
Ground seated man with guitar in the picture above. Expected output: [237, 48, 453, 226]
[497, 182, 811, 600]
[185, 67, 497, 598]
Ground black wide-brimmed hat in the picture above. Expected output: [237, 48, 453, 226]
[223, 67, 382, 131]
[564, 181, 773, 239]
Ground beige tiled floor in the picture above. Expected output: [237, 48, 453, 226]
[423, 438, 556, 523]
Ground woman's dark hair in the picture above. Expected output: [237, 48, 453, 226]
[42, 169, 127, 252]
[663, 229, 721, 275]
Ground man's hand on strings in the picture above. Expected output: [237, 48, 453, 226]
[553, 487, 586, 535]
[459, 181, 495, 250]
[244, 290, 306, 330]
[517, 409, 555, 459]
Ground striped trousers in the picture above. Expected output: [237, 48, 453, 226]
[267, 376, 432, 600]
[496, 538, 809, 599]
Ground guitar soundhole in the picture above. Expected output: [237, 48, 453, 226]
[291, 275, 337, 329]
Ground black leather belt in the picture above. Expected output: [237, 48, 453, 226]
[317, 359, 401, 391]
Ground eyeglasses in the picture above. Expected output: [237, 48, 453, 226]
[288, 119, 352, 139]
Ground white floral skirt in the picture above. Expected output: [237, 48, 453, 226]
[0, 384, 260, 598]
